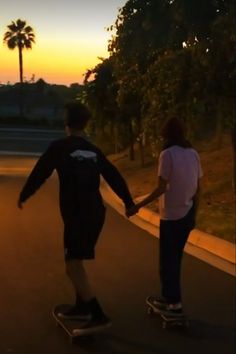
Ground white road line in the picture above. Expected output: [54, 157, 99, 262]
[0, 137, 53, 141]
[0, 151, 41, 156]
[0, 128, 63, 133]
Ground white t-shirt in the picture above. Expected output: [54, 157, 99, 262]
[157, 145, 203, 220]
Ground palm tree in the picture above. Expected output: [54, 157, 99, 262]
[3, 18, 35, 83]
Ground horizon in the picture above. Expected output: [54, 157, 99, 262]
[0, 0, 126, 86]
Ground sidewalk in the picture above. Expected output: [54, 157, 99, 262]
[101, 182, 236, 277]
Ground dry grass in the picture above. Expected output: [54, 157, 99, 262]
[108, 134, 235, 243]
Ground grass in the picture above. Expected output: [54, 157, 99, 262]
[108, 134, 235, 244]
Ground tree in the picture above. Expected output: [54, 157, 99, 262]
[3, 19, 35, 83]
[108, 1, 232, 160]
[82, 58, 121, 153]
[107, 0, 170, 162]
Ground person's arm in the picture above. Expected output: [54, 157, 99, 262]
[126, 176, 167, 217]
[127, 149, 170, 217]
[98, 152, 134, 209]
[18, 143, 56, 209]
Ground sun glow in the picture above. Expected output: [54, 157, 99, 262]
[1, 31, 110, 85]
[0, 0, 126, 86]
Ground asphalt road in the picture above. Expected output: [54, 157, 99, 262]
[0, 128, 235, 354]
[0, 170, 235, 354]
[0, 127, 64, 153]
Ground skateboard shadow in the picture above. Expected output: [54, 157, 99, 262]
[72, 332, 170, 354]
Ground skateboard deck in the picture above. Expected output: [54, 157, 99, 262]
[53, 304, 87, 341]
[146, 296, 189, 329]
[52, 304, 111, 341]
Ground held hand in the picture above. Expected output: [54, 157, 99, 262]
[126, 204, 140, 217]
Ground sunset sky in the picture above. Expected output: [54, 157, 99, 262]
[0, 0, 126, 86]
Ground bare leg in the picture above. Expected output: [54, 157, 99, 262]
[64, 259, 108, 321]
[65, 259, 94, 302]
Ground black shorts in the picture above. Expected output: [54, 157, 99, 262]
[63, 206, 106, 261]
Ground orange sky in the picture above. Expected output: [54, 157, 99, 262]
[0, 0, 126, 86]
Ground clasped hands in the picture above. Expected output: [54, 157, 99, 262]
[125, 203, 140, 218]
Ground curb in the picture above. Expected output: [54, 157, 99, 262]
[101, 183, 236, 276]
[137, 208, 235, 265]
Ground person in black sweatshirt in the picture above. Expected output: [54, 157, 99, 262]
[18, 101, 134, 334]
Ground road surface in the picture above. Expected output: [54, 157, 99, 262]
[0, 127, 64, 153]
[0, 128, 235, 353]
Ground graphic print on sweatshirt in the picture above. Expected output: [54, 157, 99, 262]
[62, 149, 100, 196]
[70, 149, 98, 162]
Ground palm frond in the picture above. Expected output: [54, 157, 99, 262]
[25, 26, 34, 33]
[8, 23, 18, 32]
[16, 19, 26, 30]
[6, 37, 17, 49]
[24, 39, 33, 49]
[3, 31, 12, 41]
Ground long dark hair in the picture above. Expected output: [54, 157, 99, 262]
[161, 117, 192, 150]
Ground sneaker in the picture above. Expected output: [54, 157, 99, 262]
[72, 315, 112, 336]
[57, 305, 91, 321]
[161, 306, 184, 317]
[147, 295, 167, 310]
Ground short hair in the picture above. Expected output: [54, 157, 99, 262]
[64, 101, 91, 130]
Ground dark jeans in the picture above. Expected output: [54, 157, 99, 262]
[159, 205, 195, 304]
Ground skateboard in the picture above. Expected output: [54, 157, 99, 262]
[53, 304, 86, 342]
[52, 304, 111, 342]
[146, 296, 189, 329]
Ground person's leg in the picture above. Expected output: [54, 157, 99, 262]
[159, 213, 193, 313]
[64, 259, 109, 322]
[170, 206, 196, 307]
[65, 259, 94, 302]
[167, 224, 188, 310]
[61, 210, 110, 324]
[57, 259, 92, 319]
[159, 220, 181, 305]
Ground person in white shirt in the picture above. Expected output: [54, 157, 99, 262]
[127, 117, 203, 315]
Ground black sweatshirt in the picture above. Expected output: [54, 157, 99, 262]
[19, 135, 134, 221]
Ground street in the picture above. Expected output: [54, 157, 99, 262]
[0, 127, 64, 154]
[0, 172, 235, 354]
[0, 128, 235, 354]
